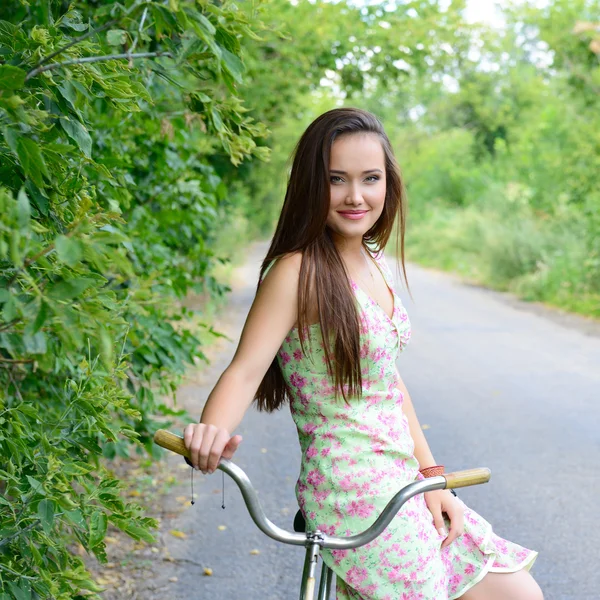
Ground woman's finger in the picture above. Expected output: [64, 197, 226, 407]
[221, 434, 243, 460]
[183, 423, 198, 452]
[441, 503, 464, 549]
[187, 423, 206, 470]
[206, 429, 231, 473]
[429, 503, 446, 537]
[198, 424, 218, 472]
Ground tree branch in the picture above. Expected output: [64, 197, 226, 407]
[25, 51, 174, 81]
[0, 521, 40, 549]
[29, 1, 146, 70]
[0, 563, 37, 581]
[0, 357, 34, 364]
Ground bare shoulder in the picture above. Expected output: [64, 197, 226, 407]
[260, 250, 303, 287]
[228, 251, 304, 380]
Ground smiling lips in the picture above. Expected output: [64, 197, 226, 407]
[338, 210, 368, 220]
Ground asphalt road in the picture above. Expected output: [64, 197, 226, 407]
[161, 240, 599, 600]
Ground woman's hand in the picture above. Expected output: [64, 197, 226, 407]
[424, 489, 464, 549]
[183, 423, 243, 474]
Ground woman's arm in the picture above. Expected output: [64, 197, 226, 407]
[394, 366, 436, 469]
[394, 365, 465, 548]
[184, 251, 303, 473]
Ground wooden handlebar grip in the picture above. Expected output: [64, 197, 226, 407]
[444, 468, 491, 489]
[153, 429, 190, 458]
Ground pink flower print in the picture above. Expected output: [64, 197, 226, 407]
[280, 351, 291, 366]
[516, 548, 530, 561]
[339, 475, 356, 492]
[302, 422, 317, 435]
[293, 348, 303, 361]
[305, 445, 318, 459]
[289, 371, 307, 389]
[450, 574, 463, 588]
[331, 548, 348, 565]
[320, 523, 337, 535]
[306, 469, 325, 488]
[371, 440, 386, 456]
[387, 565, 405, 584]
[347, 499, 375, 519]
[465, 563, 476, 575]
[313, 489, 331, 507]
[320, 447, 331, 458]
[346, 566, 368, 587]
[360, 342, 369, 359]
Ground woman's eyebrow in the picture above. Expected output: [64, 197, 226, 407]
[329, 168, 383, 174]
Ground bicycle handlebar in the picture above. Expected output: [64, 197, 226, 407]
[153, 429, 491, 549]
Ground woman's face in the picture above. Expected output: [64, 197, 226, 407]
[326, 132, 387, 245]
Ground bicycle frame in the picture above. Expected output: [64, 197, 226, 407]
[153, 429, 491, 600]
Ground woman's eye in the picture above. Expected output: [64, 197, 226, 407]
[330, 175, 380, 183]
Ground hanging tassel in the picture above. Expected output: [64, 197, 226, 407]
[221, 470, 225, 509]
[190, 462, 195, 505]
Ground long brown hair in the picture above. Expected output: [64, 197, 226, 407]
[254, 107, 408, 411]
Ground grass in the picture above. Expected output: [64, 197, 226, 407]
[401, 202, 600, 320]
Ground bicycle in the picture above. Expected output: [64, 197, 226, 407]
[153, 429, 491, 600]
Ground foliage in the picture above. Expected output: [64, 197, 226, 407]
[367, 1, 600, 317]
[0, 0, 273, 596]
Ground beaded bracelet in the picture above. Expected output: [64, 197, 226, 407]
[419, 465, 445, 478]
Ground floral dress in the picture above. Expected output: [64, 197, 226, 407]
[259, 248, 538, 599]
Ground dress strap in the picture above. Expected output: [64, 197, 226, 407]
[366, 246, 393, 287]
[258, 258, 277, 286]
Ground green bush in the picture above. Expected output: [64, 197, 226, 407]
[0, 1, 273, 596]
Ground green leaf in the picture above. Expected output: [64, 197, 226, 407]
[0, 64, 27, 91]
[30, 300, 49, 334]
[186, 9, 215, 36]
[220, 47, 244, 83]
[47, 277, 96, 301]
[60, 118, 92, 158]
[106, 29, 128, 46]
[55, 234, 83, 266]
[89, 510, 107, 547]
[122, 523, 155, 543]
[26, 475, 45, 496]
[211, 107, 225, 132]
[7, 582, 31, 600]
[2, 294, 17, 321]
[99, 328, 113, 367]
[16, 187, 30, 229]
[25, 180, 49, 216]
[37, 498, 55, 534]
[63, 508, 85, 528]
[22, 331, 46, 354]
[16, 137, 50, 188]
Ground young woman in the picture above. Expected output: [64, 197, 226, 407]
[183, 108, 543, 599]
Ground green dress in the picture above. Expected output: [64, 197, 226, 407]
[259, 248, 537, 599]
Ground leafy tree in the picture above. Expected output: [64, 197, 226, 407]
[0, 0, 274, 596]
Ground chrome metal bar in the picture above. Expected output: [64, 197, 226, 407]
[302, 541, 321, 600]
[299, 544, 313, 600]
[317, 561, 334, 600]
[319, 477, 447, 549]
[153, 431, 489, 552]
[218, 457, 446, 549]
[217, 459, 307, 546]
